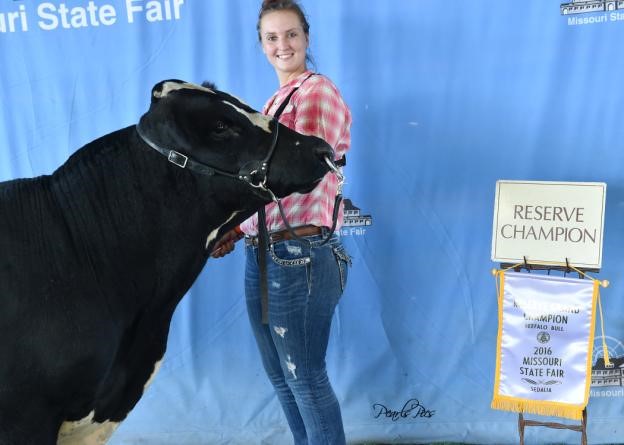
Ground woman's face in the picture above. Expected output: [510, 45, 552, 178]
[260, 10, 308, 83]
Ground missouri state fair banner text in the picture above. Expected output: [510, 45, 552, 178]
[0, 0, 184, 32]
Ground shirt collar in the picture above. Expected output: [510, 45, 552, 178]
[281, 70, 315, 90]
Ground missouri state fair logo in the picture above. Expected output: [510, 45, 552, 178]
[561, 0, 624, 25]
[0, 0, 185, 33]
[340, 198, 372, 237]
[590, 335, 624, 398]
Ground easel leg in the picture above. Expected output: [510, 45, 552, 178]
[581, 409, 587, 445]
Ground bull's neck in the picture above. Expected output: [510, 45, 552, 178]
[48, 126, 236, 311]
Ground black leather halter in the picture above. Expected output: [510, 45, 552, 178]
[135, 118, 280, 199]
[136, 116, 343, 213]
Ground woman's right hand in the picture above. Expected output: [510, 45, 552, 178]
[210, 227, 244, 258]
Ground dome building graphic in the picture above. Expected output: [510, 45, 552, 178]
[561, 0, 624, 15]
[342, 198, 372, 227]
[591, 336, 624, 388]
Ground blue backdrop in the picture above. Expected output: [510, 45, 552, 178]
[2, 1, 624, 444]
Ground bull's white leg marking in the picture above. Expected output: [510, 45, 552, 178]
[273, 326, 288, 338]
[144, 359, 163, 392]
[57, 411, 119, 445]
[57, 359, 162, 444]
[286, 355, 297, 380]
[222, 101, 272, 133]
[155, 81, 215, 98]
[205, 211, 240, 250]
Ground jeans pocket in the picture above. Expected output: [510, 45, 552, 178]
[269, 241, 312, 295]
[332, 244, 352, 292]
[268, 241, 311, 267]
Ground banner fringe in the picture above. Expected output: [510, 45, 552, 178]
[491, 396, 583, 421]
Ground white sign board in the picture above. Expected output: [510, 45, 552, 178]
[491, 180, 606, 268]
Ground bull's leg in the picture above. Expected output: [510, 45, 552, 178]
[0, 396, 61, 445]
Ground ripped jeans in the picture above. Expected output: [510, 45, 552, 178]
[245, 232, 350, 445]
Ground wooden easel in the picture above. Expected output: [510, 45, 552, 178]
[502, 258, 599, 445]
[518, 410, 587, 445]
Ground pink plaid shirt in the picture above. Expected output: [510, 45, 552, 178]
[240, 71, 352, 236]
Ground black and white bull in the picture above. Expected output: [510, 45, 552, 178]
[0, 80, 334, 445]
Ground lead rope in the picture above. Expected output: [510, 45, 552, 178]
[256, 75, 312, 324]
[257, 205, 270, 323]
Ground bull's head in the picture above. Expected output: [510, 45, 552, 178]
[137, 79, 333, 202]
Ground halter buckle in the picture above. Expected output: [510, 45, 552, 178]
[168, 150, 188, 168]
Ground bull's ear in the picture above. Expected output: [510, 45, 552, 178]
[201, 80, 217, 90]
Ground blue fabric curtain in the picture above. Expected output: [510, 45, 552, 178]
[2, 1, 624, 443]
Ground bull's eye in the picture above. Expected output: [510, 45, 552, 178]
[211, 120, 237, 140]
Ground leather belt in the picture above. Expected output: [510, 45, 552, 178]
[245, 225, 323, 247]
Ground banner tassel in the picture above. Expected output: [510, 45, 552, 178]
[598, 290, 612, 367]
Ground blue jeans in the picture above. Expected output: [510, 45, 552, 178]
[245, 232, 350, 445]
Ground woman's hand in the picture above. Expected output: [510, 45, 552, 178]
[210, 227, 244, 258]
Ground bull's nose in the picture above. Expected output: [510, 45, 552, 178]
[315, 144, 334, 161]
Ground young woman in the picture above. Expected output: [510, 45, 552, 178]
[213, 1, 352, 443]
